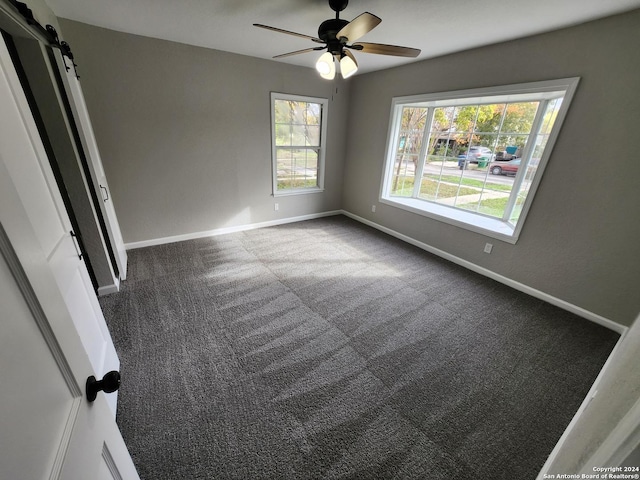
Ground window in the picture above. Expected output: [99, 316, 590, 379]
[381, 78, 579, 243]
[271, 93, 328, 195]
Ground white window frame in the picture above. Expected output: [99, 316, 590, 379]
[271, 92, 328, 196]
[380, 78, 580, 243]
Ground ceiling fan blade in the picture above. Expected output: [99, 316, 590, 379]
[253, 24, 324, 44]
[336, 12, 381, 43]
[351, 42, 421, 58]
[273, 47, 325, 59]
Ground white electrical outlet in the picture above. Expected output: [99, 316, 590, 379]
[274, 203, 279, 211]
[372, 205, 376, 212]
[484, 243, 493, 254]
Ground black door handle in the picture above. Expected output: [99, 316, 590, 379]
[99, 184, 109, 202]
[70, 230, 83, 260]
[86, 370, 121, 402]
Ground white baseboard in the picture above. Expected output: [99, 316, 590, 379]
[124, 210, 343, 250]
[98, 282, 119, 296]
[341, 210, 626, 334]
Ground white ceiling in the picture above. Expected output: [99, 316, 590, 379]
[46, 0, 640, 75]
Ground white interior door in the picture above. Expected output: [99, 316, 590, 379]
[0, 224, 139, 480]
[54, 51, 128, 281]
[0, 29, 139, 479]
[0, 32, 119, 415]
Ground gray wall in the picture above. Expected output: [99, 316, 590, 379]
[58, 11, 640, 326]
[58, 19, 350, 244]
[342, 10, 640, 326]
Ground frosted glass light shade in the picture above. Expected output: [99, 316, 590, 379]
[316, 52, 335, 80]
[340, 50, 358, 78]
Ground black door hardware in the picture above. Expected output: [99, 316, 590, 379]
[69, 230, 82, 259]
[86, 370, 121, 402]
[99, 184, 109, 202]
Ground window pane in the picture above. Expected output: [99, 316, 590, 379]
[429, 170, 477, 206]
[274, 99, 291, 124]
[426, 107, 460, 169]
[290, 125, 308, 145]
[277, 124, 320, 147]
[509, 98, 561, 223]
[390, 152, 416, 197]
[293, 149, 318, 189]
[304, 103, 321, 125]
[390, 107, 428, 197]
[502, 102, 538, 134]
[275, 124, 291, 146]
[305, 125, 320, 147]
[398, 107, 428, 155]
[452, 105, 478, 139]
[477, 171, 515, 218]
[275, 101, 322, 128]
[276, 148, 318, 190]
[276, 148, 293, 189]
[495, 134, 528, 160]
[474, 104, 506, 134]
[417, 174, 439, 201]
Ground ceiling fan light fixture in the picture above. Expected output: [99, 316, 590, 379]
[340, 50, 358, 78]
[256, 0, 421, 78]
[316, 51, 336, 79]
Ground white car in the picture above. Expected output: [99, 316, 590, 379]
[465, 146, 495, 163]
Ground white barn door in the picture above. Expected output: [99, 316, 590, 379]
[0, 31, 139, 479]
[55, 51, 128, 281]
[0, 30, 121, 414]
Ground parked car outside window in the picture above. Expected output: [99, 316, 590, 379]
[465, 146, 495, 163]
[489, 158, 520, 176]
[495, 146, 522, 161]
[458, 146, 497, 169]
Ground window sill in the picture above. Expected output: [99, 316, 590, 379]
[274, 187, 325, 197]
[380, 196, 519, 244]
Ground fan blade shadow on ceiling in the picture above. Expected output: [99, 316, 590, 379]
[351, 42, 420, 57]
[336, 12, 381, 43]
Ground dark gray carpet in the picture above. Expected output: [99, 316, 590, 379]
[100, 215, 619, 480]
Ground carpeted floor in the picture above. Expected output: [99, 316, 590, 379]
[100, 215, 619, 479]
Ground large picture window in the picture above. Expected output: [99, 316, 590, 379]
[271, 93, 327, 195]
[381, 78, 579, 242]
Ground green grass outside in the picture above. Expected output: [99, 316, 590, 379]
[394, 175, 513, 218]
[458, 196, 509, 217]
[426, 155, 460, 163]
[392, 168, 527, 220]
[431, 175, 513, 192]
[278, 178, 318, 190]
[392, 177, 478, 198]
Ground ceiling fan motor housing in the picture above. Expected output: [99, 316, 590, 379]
[318, 18, 349, 54]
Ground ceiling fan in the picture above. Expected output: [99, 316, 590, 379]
[254, 0, 421, 79]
